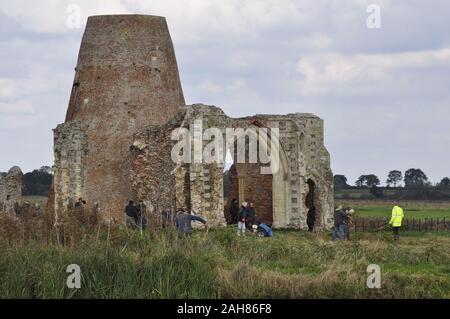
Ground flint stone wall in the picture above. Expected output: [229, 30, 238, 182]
[53, 121, 88, 221]
[131, 104, 334, 229]
[0, 166, 23, 214]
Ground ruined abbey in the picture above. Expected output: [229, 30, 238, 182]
[49, 15, 334, 229]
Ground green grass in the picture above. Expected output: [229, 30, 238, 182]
[0, 226, 448, 299]
[335, 200, 450, 219]
[335, 188, 450, 200]
[356, 206, 450, 219]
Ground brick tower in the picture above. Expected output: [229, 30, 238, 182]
[51, 15, 185, 220]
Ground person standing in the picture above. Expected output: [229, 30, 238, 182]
[229, 198, 239, 225]
[136, 200, 147, 230]
[389, 201, 404, 240]
[176, 209, 207, 238]
[332, 205, 346, 241]
[344, 208, 355, 240]
[237, 202, 248, 236]
[246, 202, 256, 228]
[124, 200, 138, 229]
[307, 206, 316, 232]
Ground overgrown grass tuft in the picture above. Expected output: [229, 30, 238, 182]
[0, 221, 448, 299]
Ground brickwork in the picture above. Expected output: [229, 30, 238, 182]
[51, 15, 185, 221]
[50, 15, 334, 229]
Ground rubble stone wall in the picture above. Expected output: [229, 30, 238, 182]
[0, 166, 23, 214]
[53, 121, 88, 221]
[131, 104, 334, 229]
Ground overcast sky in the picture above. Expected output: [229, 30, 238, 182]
[1, 0, 449, 185]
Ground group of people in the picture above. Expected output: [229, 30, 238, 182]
[332, 201, 404, 241]
[123, 198, 405, 241]
[229, 199, 273, 237]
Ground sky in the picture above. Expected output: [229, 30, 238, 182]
[0, 0, 449, 185]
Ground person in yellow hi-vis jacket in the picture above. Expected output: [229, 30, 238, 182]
[389, 201, 404, 240]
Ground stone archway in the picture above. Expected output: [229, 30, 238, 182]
[223, 124, 289, 226]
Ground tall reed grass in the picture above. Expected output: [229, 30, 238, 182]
[0, 205, 449, 299]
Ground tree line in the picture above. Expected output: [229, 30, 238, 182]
[334, 169, 450, 200]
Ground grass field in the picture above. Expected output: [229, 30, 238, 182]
[335, 188, 399, 199]
[335, 188, 450, 200]
[0, 225, 448, 299]
[335, 200, 450, 219]
[3, 196, 447, 299]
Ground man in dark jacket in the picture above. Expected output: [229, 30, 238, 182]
[332, 205, 346, 241]
[176, 209, 207, 237]
[125, 200, 138, 229]
[229, 198, 239, 225]
[307, 206, 316, 232]
[246, 202, 256, 228]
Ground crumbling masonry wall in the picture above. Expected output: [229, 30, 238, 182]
[131, 104, 334, 229]
[53, 121, 88, 220]
[51, 15, 334, 229]
[0, 166, 23, 214]
[51, 15, 185, 221]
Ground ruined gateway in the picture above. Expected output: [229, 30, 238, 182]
[51, 15, 334, 229]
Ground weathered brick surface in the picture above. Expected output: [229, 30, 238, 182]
[51, 15, 185, 221]
[225, 163, 273, 224]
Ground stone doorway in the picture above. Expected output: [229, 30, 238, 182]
[305, 178, 321, 227]
[224, 162, 273, 224]
[306, 179, 315, 210]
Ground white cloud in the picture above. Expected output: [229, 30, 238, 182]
[0, 100, 34, 115]
[1, 0, 129, 34]
[295, 47, 450, 96]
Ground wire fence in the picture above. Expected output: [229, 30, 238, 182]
[352, 217, 450, 232]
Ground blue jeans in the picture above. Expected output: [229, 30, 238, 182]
[237, 221, 246, 236]
[332, 225, 345, 241]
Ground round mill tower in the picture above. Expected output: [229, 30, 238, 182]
[51, 15, 185, 220]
